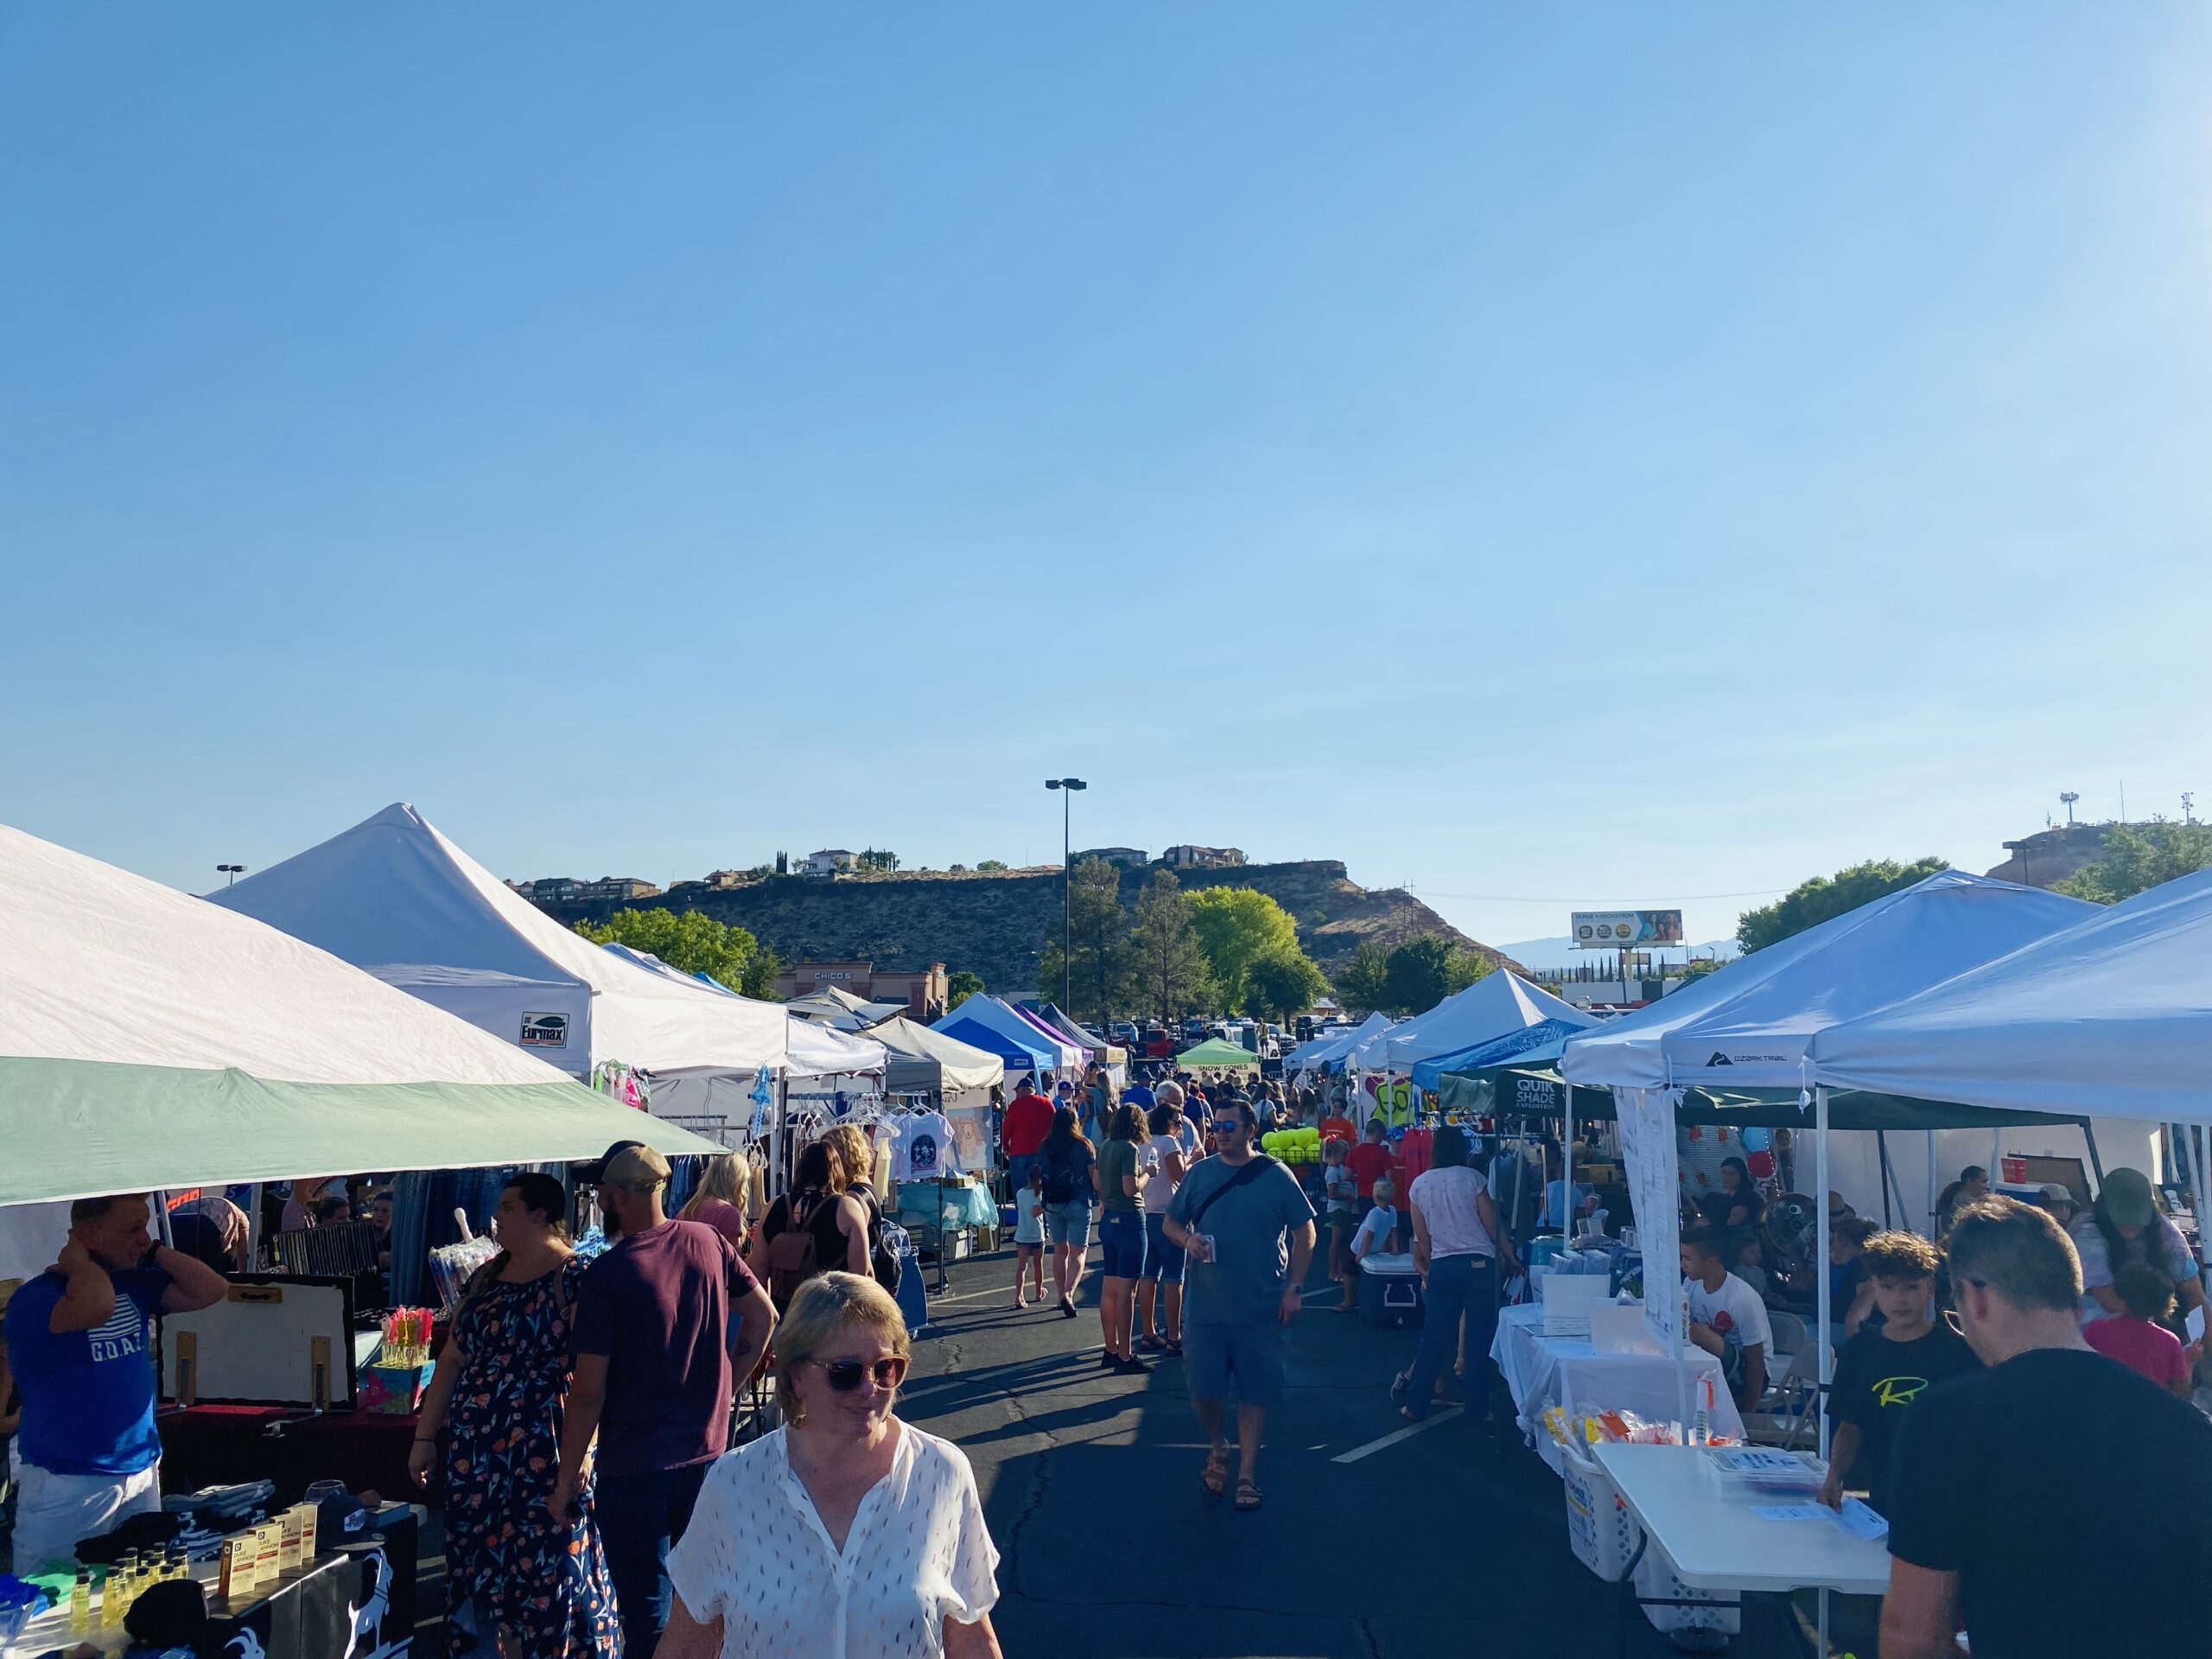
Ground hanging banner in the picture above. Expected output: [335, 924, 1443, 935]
[1615, 1086, 1683, 1353]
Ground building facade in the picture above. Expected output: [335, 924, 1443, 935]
[1075, 847, 1150, 869]
[803, 849, 859, 877]
[1163, 844, 1246, 870]
[510, 875, 662, 904]
[772, 959, 950, 1018]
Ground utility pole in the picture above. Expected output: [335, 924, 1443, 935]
[1045, 778, 1086, 1013]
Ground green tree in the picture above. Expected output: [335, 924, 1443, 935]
[1382, 935, 1457, 1014]
[2054, 819, 2212, 905]
[1128, 870, 1217, 1020]
[1186, 887, 1304, 1012]
[1039, 858, 1135, 1024]
[1244, 949, 1329, 1023]
[856, 847, 900, 872]
[976, 859, 1008, 873]
[945, 969, 984, 1012]
[1736, 856, 1951, 953]
[740, 944, 782, 1001]
[1336, 941, 1389, 1012]
[577, 908, 769, 997]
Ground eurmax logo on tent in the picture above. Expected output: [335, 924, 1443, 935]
[521, 1013, 569, 1047]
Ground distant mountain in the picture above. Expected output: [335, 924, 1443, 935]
[1495, 934, 1741, 976]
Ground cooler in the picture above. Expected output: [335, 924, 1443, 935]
[1357, 1252, 1424, 1326]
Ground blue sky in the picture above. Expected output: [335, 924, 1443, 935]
[5, 5, 2209, 951]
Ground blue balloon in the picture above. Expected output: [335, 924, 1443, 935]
[1740, 1127, 1772, 1153]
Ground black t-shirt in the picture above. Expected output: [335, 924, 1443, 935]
[1827, 1325, 1980, 1515]
[1887, 1347, 2212, 1657]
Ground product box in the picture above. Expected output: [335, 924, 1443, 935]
[359, 1361, 435, 1415]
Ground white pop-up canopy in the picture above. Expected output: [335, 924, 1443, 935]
[597, 942, 885, 1080]
[1350, 972, 1595, 1072]
[1560, 872, 2097, 1094]
[1288, 1011, 1395, 1072]
[211, 804, 791, 1079]
[0, 822, 721, 1209]
[870, 1017, 1006, 1097]
[1808, 866, 2212, 1126]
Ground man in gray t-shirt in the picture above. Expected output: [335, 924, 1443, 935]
[1164, 1097, 1316, 1512]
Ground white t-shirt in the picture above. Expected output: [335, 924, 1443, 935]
[1139, 1135, 1185, 1217]
[1351, 1205, 1400, 1259]
[667, 1421, 999, 1659]
[885, 1113, 957, 1182]
[1409, 1165, 1497, 1260]
[1686, 1271, 1773, 1359]
[1014, 1188, 1045, 1246]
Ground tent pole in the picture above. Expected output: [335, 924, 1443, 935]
[1815, 1086, 1832, 1463]
[1876, 1130, 1894, 1228]
[1924, 1130, 1937, 1235]
[2080, 1117, 2106, 1185]
[1562, 1083, 1574, 1243]
[245, 1183, 264, 1271]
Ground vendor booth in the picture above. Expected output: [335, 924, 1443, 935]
[1175, 1036, 1261, 1071]
[1287, 1010, 1395, 1074]
[869, 1017, 1005, 1172]
[0, 822, 721, 1633]
[1350, 970, 1595, 1076]
[931, 995, 1078, 1080]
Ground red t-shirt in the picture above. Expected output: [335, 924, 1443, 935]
[2085, 1315, 2191, 1392]
[1348, 1141, 1393, 1199]
[571, 1218, 760, 1478]
[1319, 1116, 1357, 1145]
[1002, 1094, 1055, 1157]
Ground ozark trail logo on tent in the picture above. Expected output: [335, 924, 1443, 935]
[521, 1013, 569, 1048]
[1707, 1052, 1733, 1067]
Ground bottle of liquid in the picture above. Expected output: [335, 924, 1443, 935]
[170, 1545, 189, 1584]
[69, 1567, 91, 1632]
[100, 1565, 124, 1627]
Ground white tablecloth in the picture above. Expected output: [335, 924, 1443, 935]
[1491, 1303, 1745, 1444]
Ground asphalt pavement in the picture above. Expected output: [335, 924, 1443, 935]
[898, 1243, 1811, 1659]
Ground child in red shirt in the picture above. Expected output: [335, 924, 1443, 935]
[1347, 1119, 1394, 1204]
[2084, 1262, 2197, 1397]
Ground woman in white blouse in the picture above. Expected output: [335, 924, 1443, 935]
[1396, 1126, 1520, 1425]
[660, 1272, 1003, 1659]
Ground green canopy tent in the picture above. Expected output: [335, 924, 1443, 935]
[1176, 1037, 1262, 1071]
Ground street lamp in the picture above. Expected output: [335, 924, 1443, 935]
[215, 863, 246, 887]
[1045, 779, 1086, 1013]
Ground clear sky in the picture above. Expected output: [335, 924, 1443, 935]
[5, 5, 2208, 950]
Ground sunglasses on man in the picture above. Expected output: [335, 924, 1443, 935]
[1211, 1120, 1244, 1135]
[807, 1356, 909, 1392]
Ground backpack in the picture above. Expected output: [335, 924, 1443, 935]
[1040, 1143, 1087, 1207]
[862, 1194, 905, 1295]
[766, 1192, 823, 1308]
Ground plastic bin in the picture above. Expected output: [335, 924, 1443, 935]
[1704, 1446, 1827, 1500]
[1357, 1253, 1424, 1326]
[1631, 1547, 1741, 1637]
[1559, 1439, 1642, 1583]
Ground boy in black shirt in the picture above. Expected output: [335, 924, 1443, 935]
[1819, 1230, 1979, 1516]
[1880, 1197, 2212, 1659]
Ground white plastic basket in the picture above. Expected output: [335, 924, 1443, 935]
[1631, 1546, 1742, 1636]
[1559, 1439, 1643, 1583]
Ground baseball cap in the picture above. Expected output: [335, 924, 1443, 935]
[574, 1138, 645, 1184]
[601, 1145, 672, 1193]
[2098, 1167, 2157, 1228]
[2037, 1182, 2077, 1208]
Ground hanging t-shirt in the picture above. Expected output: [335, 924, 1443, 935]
[886, 1113, 957, 1182]
[1827, 1325, 1981, 1516]
[5, 1263, 173, 1477]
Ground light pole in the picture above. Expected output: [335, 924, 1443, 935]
[1045, 779, 1086, 1012]
[215, 863, 246, 887]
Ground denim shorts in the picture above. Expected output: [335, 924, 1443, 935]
[1183, 1318, 1287, 1408]
[1097, 1209, 1146, 1278]
[1141, 1212, 1185, 1283]
[1044, 1200, 1091, 1249]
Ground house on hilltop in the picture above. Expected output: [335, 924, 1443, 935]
[1164, 844, 1245, 870]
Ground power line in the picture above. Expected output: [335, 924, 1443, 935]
[1415, 887, 1793, 903]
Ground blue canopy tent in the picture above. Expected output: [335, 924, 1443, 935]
[1409, 1018, 1591, 1094]
[934, 1016, 1055, 1082]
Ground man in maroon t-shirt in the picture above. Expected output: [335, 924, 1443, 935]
[551, 1141, 777, 1658]
[1001, 1077, 1055, 1196]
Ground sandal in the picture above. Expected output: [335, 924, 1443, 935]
[1200, 1448, 1230, 1498]
[1234, 1478, 1262, 1512]
[1136, 1334, 1166, 1353]
[1388, 1372, 1410, 1408]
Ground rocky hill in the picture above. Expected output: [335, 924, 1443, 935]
[537, 859, 1514, 995]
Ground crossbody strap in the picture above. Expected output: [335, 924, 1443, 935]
[1187, 1154, 1281, 1230]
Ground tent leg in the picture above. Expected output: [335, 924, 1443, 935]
[1562, 1084, 1574, 1243]
[245, 1183, 264, 1272]
[1815, 1086, 1832, 1462]
[1876, 1131, 1894, 1228]
[2082, 1117, 2106, 1185]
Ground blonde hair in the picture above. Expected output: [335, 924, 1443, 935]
[819, 1124, 869, 1196]
[773, 1271, 912, 1427]
[681, 1154, 749, 1221]
[1323, 1138, 1347, 1165]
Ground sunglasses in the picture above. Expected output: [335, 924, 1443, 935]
[1211, 1120, 1244, 1134]
[809, 1356, 908, 1393]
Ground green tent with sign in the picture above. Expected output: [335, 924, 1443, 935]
[1176, 1037, 1262, 1070]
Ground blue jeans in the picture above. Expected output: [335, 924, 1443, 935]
[596, 1459, 712, 1656]
[1006, 1153, 1038, 1198]
[1404, 1254, 1496, 1421]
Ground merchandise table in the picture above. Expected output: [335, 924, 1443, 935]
[895, 1180, 998, 1230]
[158, 1403, 421, 1504]
[4, 1550, 376, 1659]
[1592, 1443, 1891, 1597]
[1491, 1304, 1745, 1444]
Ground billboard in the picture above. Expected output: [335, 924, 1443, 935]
[1570, 909, 1684, 950]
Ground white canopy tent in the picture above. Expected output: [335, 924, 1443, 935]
[786, 986, 910, 1032]
[1349, 972, 1593, 1073]
[1287, 1010, 1395, 1073]
[869, 1018, 1006, 1098]
[0, 822, 721, 1217]
[210, 804, 792, 1080]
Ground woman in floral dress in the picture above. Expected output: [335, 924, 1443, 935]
[411, 1174, 622, 1656]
